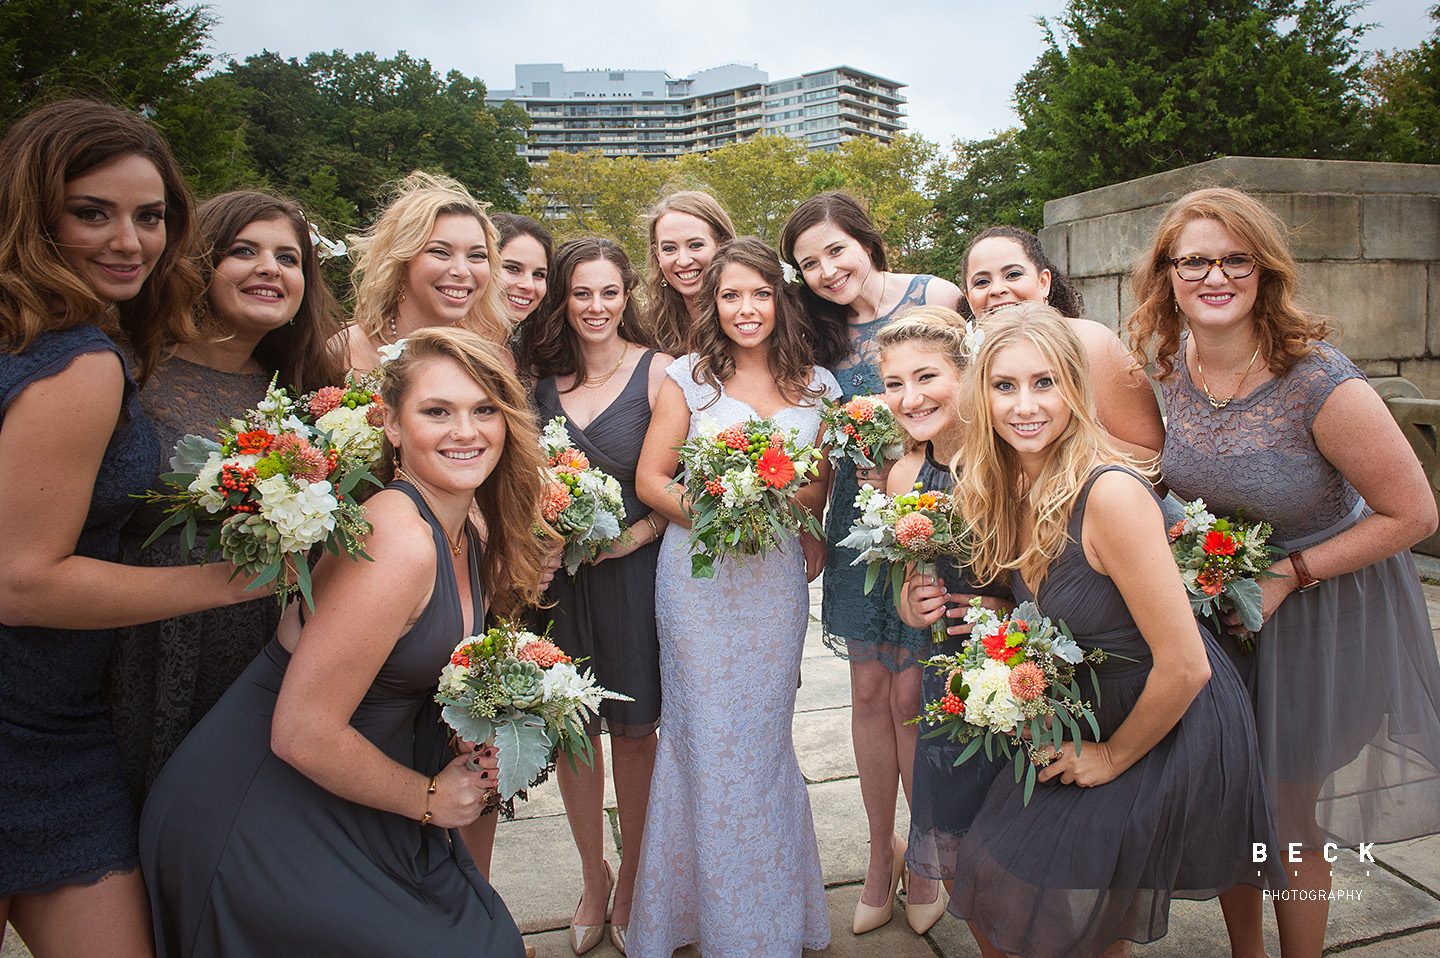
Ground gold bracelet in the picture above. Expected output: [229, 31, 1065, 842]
[643, 514, 660, 540]
[420, 774, 438, 825]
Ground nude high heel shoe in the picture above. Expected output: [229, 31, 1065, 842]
[905, 877, 949, 935]
[853, 833, 908, 934]
[569, 860, 614, 955]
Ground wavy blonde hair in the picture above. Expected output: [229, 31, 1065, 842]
[643, 189, 736, 354]
[347, 172, 509, 347]
[1126, 186, 1334, 380]
[958, 302, 1150, 589]
[377, 327, 559, 618]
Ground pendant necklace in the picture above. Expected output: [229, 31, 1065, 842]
[1195, 342, 1262, 410]
[395, 468, 464, 555]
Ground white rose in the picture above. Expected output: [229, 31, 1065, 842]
[255, 474, 337, 551]
[438, 662, 469, 696]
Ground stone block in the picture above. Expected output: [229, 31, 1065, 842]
[1067, 206, 1166, 277]
[794, 706, 857, 782]
[1366, 360, 1400, 377]
[1399, 358, 1440, 401]
[1363, 195, 1440, 261]
[1073, 274, 1121, 331]
[1297, 261, 1427, 361]
[1256, 192, 1361, 260]
[1429, 266, 1440, 357]
[1038, 224, 1070, 275]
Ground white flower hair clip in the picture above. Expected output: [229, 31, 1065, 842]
[377, 339, 408, 365]
[309, 227, 348, 261]
[780, 261, 801, 285]
[964, 320, 985, 360]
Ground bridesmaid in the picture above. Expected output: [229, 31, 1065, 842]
[877, 306, 1012, 937]
[780, 190, 961, 931]
[0, 99, 258, 957]
[1128, 187, 1440, 958]
[108, 190, 347, 804]
[335, 171, 510, 374]
[642, 190, 736, 353]
[142, 327, 551, 957]
[491, 212, 552, 328]
[517, 238, 671, 956]
[958, 226, 1163, 461]
[926, 301, 1281, 958]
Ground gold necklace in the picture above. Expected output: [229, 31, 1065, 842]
[1195, 342, 1262, 410]
[581, 342, 628, 389]
[395, 467, 464, 555]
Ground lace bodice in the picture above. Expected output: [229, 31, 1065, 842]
[829, 274, 935, 400]
[667, 353, 839, 443]
[1160, 337, 1364, 540]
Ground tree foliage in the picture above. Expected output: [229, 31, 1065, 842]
[1361, 5, 1440, 163]
[925, 130, 1041, 282]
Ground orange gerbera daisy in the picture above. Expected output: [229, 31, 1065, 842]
[756, 447, 795, 487]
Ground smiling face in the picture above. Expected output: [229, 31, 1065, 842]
[881, 341, 963, 445]
[384, 356, 506, 497]
[1169, 217, 1259, 334]
[715, 263, 776, 352]
[498, 233, 548, 323]
[399, 213, 490, 329]
[565, 257, 627, 347]
[963, 236, 1052, 316]
[206, 216, 305, 337]
[55, 154, 168, 304]
[986, 337, 1072, 474]
[791, 220, 877, 307]
[653, 211, 719, 302]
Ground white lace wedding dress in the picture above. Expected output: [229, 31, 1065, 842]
[628, 354, 837, 958]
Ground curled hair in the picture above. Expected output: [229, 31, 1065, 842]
[1126, 186, 1333, 380]
[347, 171, 509, 347]
[957, 226, 1083, 321]
[0, 98, 204, 383]
[956, 301, 1149, 589]
[779, 191, 886, 368]
[491, 212, 554, 268]
[195, 191, 346, 391]
[377, 327, 558, 618]
[874, 304, 973, 376]
[516, 237, 653, 387]
[642, 190, 736, 354]
[689, 237, 823, 407]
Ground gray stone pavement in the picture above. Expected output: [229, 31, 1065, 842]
[9, 572, 1440, 957]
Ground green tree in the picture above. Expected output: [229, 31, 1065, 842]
[679, 135, 816, 244]
[925, 130, 1041, 282]
[1015, 0, 1370, 203]
[0, 0, 212, 123]
[1360, 6, 1440, 162]
[523, 150, 676, 263]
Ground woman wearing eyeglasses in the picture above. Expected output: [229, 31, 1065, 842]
[1128, 187, 1440, 958]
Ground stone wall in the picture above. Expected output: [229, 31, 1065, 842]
[1038, 156, 1440, 391]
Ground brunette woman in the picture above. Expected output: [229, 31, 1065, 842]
[642, 190, 736, 353]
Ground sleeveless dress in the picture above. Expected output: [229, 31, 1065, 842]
[1161, 337, 1440, 849]
[0, 324, 159, 897]
[140, 481, 524, 957]
[107, 356, 281, 804]
[822, 274, 937, 671]
[628, 354, 837, 958]
[948, 467, 1283, 958]
[905, 446, 1012, 882]
[534, 351, 661, 736]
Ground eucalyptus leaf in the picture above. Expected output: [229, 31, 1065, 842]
[494, 710, 556, 798]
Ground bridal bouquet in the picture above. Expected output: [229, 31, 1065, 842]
[837, 483, 971, 642]
[674, 416, 824, 579]
[299, 370, 387, 465]
[1169, 498, 1280, 653]
[538, 416, 627, 574]
[917, 598, 1107, 805]
[819, 395, 907, 471]
[142, 376, 379, 612]
[435, 622, 632, 799]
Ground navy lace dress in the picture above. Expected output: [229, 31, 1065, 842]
[821, 275, 939, 672]
[1161, 337, 1440, 849]
[0, 324, 160, 897]
[948, 467, 1283, 957]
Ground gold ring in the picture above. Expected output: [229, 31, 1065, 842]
[482, 787, 502, 808]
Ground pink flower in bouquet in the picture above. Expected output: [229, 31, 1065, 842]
[1168, 519, 1187, 543]
[1009, 661, 1046, 701]
[769, 431, 785, 450]
[450, 648, 471, 668]
[894, 512, 935, 548]
[843, 397, 876, 422]
[551, 448, 590, 474]
[516, 638, 571, 668]
[309, 386, 345, 417]
[756, 447, 795, 488]
[541, 482, 572, 523]
[272, 434, 329, 483]
[1196, 569, 1225, 596]
[365, 398, 385, 428]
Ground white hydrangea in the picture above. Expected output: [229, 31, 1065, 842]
[719, 467, 763, 508]
[540, 416, 572, 454]
[255, 474, 338, 551]
[315, 406, 383, 463]
[437, 662, 469, 696]
[965, 660, 1024, 733]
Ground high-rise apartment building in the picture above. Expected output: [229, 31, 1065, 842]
[485, 62, 907, 163]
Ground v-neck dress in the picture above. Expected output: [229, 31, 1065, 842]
[140, 481, 524, 957]
[534, 351, 661, 736]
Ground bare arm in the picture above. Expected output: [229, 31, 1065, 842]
[1039, 470, 1211, 787]
[920, 275, 963, 311]
[270, 491, 494, 827]
[592, 350, 679, 564]
[0, 351, 257, 629]
[1071, 318, 1165, 464]
[636, 377, 693, 528]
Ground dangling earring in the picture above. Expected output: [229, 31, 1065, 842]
[398, 283, 407, 304]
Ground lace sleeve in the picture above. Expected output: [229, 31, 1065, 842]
[665, 353, 721, 414]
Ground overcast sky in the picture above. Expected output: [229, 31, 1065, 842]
[199, 0, 1437, 148]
